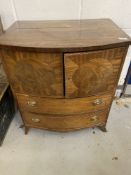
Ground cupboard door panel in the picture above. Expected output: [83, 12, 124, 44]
[64, 47, 127, 98]
[2, 49, 64, 98]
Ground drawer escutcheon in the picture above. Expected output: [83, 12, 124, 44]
[27, 101, 36, 107]
[93, 99, 103, 105]
[90, 115, 97, 121]
[31, 118, 40, 123]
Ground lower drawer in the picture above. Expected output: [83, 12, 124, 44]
[21, 110, 108, 131]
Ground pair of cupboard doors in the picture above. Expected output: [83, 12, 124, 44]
[2, 46, 127, 99]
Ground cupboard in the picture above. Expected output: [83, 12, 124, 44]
[0, 19, 130, 133]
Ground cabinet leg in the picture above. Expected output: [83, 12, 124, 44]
[25, 127, 29, 135]
[98, 125, 107, 132]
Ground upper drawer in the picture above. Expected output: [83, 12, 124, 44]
[16, 93, 112, 115]
[64, 47, 127, 98]
[2, 49, 64, 98]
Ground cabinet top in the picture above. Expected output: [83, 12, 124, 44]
[0, 19, 130, 52]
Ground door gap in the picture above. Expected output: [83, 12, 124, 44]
[62, 53, 66, 97]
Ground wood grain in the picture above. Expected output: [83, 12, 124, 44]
[2, 49, 64, 98]
[16, 93, 112, 115]
[0, 19, 130, 52]
[0, 19, 130, 133]
[64, 47, 127, 98]
[21, 110, 108, 132]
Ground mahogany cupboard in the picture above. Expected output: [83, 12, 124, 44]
[0, 19, 130, 134]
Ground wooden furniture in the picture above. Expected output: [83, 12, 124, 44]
[0, 19, 130, 134]
[0, 18, 15, 145]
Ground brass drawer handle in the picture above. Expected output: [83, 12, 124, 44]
[27, 101, 36, 107]
[93, 99, 103, 105]
[31, 118, 40, 123]
[90, 116, 97, 121]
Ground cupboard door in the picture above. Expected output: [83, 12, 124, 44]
[2, 49, 64, 98]
[64, 47, 127, 98]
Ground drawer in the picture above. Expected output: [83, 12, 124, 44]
[16, 93, 112, 115]
[21, 110, 108, 131]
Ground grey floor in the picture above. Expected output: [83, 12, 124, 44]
[0, 101, 131, 175]
[126, 85, 131, 94]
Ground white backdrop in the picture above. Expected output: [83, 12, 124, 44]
[0, 0, 131, 86]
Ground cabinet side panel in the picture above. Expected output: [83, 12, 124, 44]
[1, 49, 64, 98]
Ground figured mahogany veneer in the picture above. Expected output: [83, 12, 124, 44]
[0, 19, 130, 134]
[1, 50, 63, 98]
[22, 110, 108, 132]
[16, 93, 112, 115]
[64, 47, 126, 98]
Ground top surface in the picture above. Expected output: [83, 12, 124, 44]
[0, 19, 130, 51]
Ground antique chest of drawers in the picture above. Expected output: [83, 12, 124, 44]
[0, 19, 130, 134]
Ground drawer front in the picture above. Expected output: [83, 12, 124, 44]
[17, 93, 112, 115]
[64, 47, 127, 98]
[21, 110, 108, 131]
